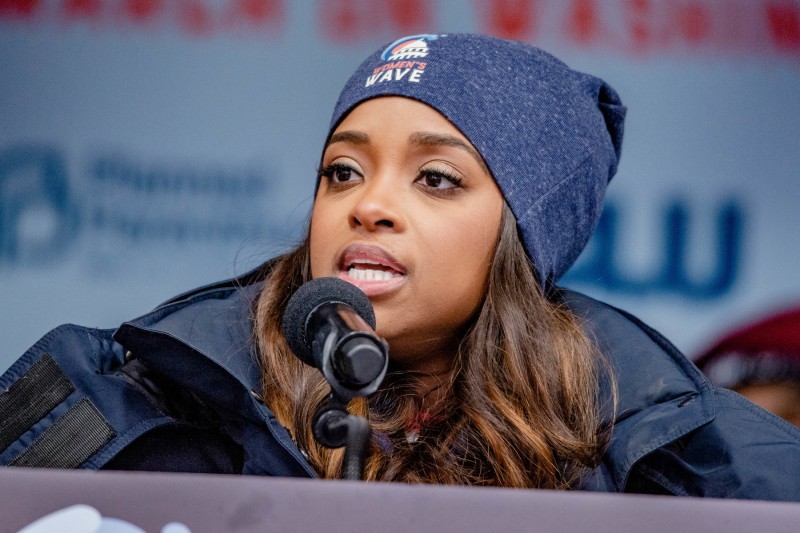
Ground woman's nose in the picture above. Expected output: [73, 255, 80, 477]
[349, 177, 405, 232]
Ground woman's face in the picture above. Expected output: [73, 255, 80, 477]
[310, 97, 504, 371]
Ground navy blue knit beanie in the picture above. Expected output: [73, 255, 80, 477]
[328, 33, 626, 285]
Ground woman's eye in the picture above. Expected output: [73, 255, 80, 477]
[319, 162, 360, 184]
[417, 169, 462, 191]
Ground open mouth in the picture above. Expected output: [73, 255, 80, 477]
[337, 244, 407, 290]
[345, 259, 404, 282]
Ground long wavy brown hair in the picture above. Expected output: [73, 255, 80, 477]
[254, 204, 612, 488]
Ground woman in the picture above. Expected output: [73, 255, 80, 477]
[2, 34, 799, 499]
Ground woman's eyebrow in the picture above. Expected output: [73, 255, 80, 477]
[327, 131, 369, 146]
[327, 130, 490, 174]
[409, 132, 488, 171]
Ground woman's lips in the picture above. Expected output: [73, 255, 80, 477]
[337, 244, 406, 297]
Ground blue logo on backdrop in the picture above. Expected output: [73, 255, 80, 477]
[0, 146, 79, 265]
[563, 200, 744, 299]
[0, 144, 277, 268]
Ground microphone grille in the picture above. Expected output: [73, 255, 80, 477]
[282, 277, 376, 365]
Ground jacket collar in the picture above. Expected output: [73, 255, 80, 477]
[113, 276, 316, 478]
[118, 280, 263, 392]
[562, 289, 716, 490]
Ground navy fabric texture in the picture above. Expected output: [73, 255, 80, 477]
[0, 280, 316, 478]
[328, 33, 626, 284]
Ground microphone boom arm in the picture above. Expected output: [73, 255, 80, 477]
[312, 394, 371, 481]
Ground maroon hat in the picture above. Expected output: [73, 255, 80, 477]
[695, 307, 800, 389]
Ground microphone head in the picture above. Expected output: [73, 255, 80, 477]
[282, 277, 376, 366]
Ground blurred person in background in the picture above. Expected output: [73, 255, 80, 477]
[696, 307, 800, 427]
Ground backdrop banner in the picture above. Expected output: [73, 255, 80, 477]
[2, 0, 799, 370]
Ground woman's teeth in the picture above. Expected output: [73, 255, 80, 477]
[347, 267, 402, 281]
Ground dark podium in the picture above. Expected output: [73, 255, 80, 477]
[4, 467, 800, 532]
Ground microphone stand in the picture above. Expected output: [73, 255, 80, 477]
[310, 330, 387, 481]
[312, 393, 371, 481]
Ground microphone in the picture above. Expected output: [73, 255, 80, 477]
[283, 277, 388, 397]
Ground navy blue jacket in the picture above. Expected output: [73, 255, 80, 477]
[2, 271, 800, 500]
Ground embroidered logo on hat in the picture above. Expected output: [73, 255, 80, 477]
[381, 34, 439, 60]
[365, 34, 440, 87]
